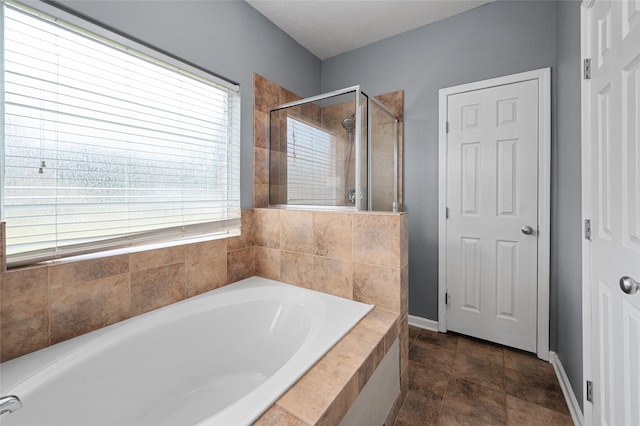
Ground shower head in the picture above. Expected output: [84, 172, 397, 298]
[342, 115, 355, 133]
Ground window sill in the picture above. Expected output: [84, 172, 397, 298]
[8, 229, 241, 270]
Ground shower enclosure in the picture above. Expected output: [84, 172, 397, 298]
[268, 86, 400, 212]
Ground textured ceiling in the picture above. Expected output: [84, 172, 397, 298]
[246, 0, 493, 60]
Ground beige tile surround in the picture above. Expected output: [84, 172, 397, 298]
[0, 209, 408, 425]
[0, 213, 255, 361]
[254, 208, 408, 316]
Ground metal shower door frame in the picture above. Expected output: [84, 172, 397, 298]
[269, 85, 399, 212]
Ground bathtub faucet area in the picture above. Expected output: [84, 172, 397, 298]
[0, 395, 22, 415]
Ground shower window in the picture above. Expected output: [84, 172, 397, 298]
[1, 0, 240, 267]
[269, 86, 399, 211]
[286, 117, 337, 204]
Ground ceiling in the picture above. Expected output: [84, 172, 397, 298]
[245, 0, 493, 60]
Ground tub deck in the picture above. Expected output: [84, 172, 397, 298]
[0, 278, 381, 426]
[254, 307, 402, 426]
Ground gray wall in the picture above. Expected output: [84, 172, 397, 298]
[52, 0, 321, 208]
[321, 0, 582, 404]
[555, 0, 583, 407]
[322, 0, 557, 320]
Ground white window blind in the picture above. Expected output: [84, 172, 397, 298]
[1, 1, 241, 267]
[286, 117, 337, 205]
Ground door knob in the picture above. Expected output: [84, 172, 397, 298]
[521, 225, 534, 235]
[619, 276, 639, 295]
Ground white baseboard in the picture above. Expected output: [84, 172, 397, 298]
[408, 315, 439, 332]
[549, 351, 583, 426]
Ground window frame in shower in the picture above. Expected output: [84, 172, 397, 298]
[284, 116, 338, 205]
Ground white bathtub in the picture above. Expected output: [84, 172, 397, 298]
[0, 277, 373, 426]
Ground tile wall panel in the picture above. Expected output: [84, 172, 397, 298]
[313, 212, 352, 260]
[185, 252, 227, 298]
[0, 210, 254, 361]
[353, 213, 402, 267]
[353, 262, 402, 313]
[50, 255, 129, 287]
[50, 274, 129, 344]
[280, 210, 313, 254]
[1, 291, 49, 360]
[226, 247, 255, 284]
[312, 257, 353, 299]
[227, 208, 255, 252]
[1, 265, 48, 299]
[255, 246, 282, 281]
[254, 208, 281, 248]
[253, 207, 408, 316]
[280, 251, 314, 289]
[130, 264, 185, 317]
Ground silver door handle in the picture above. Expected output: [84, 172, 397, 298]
[620, 276, 639, 295]
[521, 226, 534, 235]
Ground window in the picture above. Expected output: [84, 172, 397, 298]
[1, 1, 241, 267]
[286, 117, 337, 204]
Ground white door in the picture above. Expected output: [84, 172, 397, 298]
[444, 79, 540, 352]
[584, 1, 640, 424]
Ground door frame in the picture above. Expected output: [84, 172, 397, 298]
[580, 1, 595, 423]
[437, 68, 551, 360]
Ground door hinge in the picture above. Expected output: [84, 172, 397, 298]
[584, 219, 592, 240]
[586, 380, 593, 403]
[584, 58, 591, 79]
[446, 121, 449, 133]
[446, 207, 450, 219]
[445, 292, 450, 306]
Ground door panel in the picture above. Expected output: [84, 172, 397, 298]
[597, 84, 613, 240]
[496, 240, 517, 319]
[622, 55, 640, 250]
[445, 79, 538, 352]
[497, 139, 518, 216]
[622, 299, 640, 426]
[461, 143, 480, 215]
[597, 281, 615, 425]
[461, 237, 481, 312]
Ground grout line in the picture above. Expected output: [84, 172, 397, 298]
[436, 367, 451, 426]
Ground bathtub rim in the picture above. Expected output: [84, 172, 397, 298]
[0, 277, 374, 426]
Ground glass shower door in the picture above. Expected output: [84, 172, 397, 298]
[368, 97, 398, 212]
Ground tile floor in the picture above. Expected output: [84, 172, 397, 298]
[394, 327, 574, 426]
